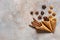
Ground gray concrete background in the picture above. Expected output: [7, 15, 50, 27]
[0, 0, 60, 40]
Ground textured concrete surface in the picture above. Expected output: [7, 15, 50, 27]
[0, 0, 60, 40]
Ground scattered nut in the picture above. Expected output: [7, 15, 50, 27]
[30, 11, 33, 15]
[50, 5, 54, 9]
[48, 10, 52, 14]
[38, 15, 42, 20]
[52, 12, 56, 16]
[42, 5, 46, 9]
[41, 11, 44, 15]
[35, 11, 39, 15]
[43, 16, 49, 21]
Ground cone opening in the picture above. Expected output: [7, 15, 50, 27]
[52, 18, 56, 21]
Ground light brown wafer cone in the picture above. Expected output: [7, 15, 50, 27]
[31, 21, 39, 28]
[50, 18, 56, 32]
[42, 21, 52, 31]
[32, 18, 42, 27]
[36, 22, 51, 32]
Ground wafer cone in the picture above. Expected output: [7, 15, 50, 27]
[31, 18, 42, 27]
[50, 18, 56, 32]
[42, 21, 52, 31]
[36, 22, 51, 32]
